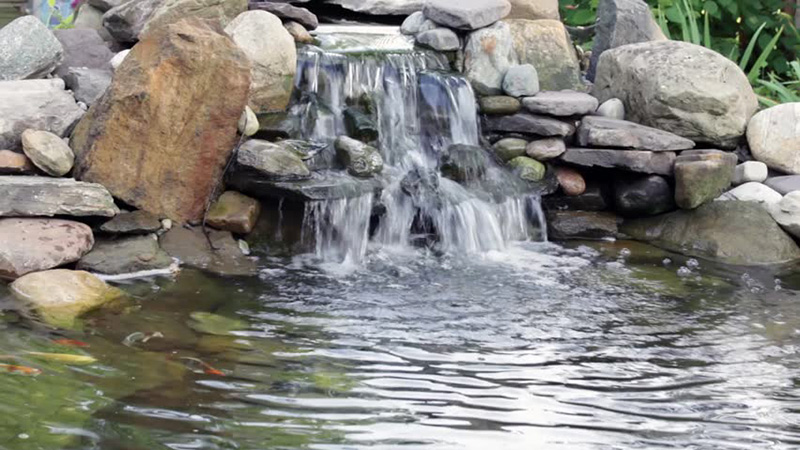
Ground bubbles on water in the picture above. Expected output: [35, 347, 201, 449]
[686, 258, 700, 269]
[677, 266, 692, 278]
[619, 248, 631, 258]
[775, 278, 783, 291]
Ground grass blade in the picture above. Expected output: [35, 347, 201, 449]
[747, 26, 784, 83]
[739, 22, 767, 71]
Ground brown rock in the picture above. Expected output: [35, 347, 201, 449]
[206, 191, 261, 235]
[284, 21, 314, 44]
[70, 18, 251, 224]
[555, 167, 586, 196]
[0, 218, 95, 280]
[0, 150, 36, 174]
[160, 226, 257, 276]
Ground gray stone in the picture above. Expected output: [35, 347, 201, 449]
[416, 28, 460, 51]
[479, 96, 521, 115]
[492, 138, 528, 161]
[0, 176, 118, 218]
[249, 1, 319, 29]
[440, 144, 490, 182]
[160, 226, 257, 276]
[0, 16, 63, 81]
[766, 176, 800, 195]
[229, 170, 381, 202]
[747, 103, 800, 174]
[547, 210, 619, 240]
[284, 21, 314, 44]
[110, 49, 130, 70]
[52, 29, 113, 78]
[100, 210, 162, 234]
[674, 150, 736, 209]
[508, 156, 546, 182]
[206, 191, 261, 235]
[237, 139, 310, 180]
[77, 235, 172, 275]
[507, 0, 559, 20]
[102, 0, 160, 42]
[21, 129, 75, 177]
[63, 67, 112, 106]
[483, 113, 575, 137]
[769, 192, 800, 240]
[344, 107, 378, 142]
[733, 161, 768, 185]
[507, 19, 582, 91]
[523, 90, 599, 117]
[577, 116, 696, 151]
[326, 0, 423, 16]
[74, 3, 108, 34]
[400, 11, 427, 34]
[593, 40, 758, 148]
[718, 182, 782, 206]
[0, 218, 94, 280]
[588, 0, 666, 81]
[463, 22, 517, 95]
[561, 148, 675, 175]
[335, 136, 384, 177]
[526, 138, 565, 161]
[503, 64, 539, 97]
[622, 201, 800, 265]
[423, 0, 511, 30]
[238, 106, 260, 137]
[596, 98, 625, 120]
[614, 174, 673, 217]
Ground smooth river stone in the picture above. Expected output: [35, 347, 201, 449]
[423, 0, 511, 30]
[765, 175, 800, 195]
[0, 218, 94, 280]
[577, 116, 696, 151]
[479, 96, 521, 115]
[560, 148, 676, 175]
[522, 90, 598, 117]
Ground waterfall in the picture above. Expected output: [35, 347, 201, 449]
[291, 30, 546, 264]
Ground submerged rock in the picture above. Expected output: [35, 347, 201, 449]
[206, 191, 261, 235]
[507, 19, 582, 91]
[335, 136, 384, 178]
[77, 235, 172, 275]
[0, 176, 118, 218]
[614, 174, 673, 217]
[577, 116, 695, 151]
[622, 201, 800, 265]
[522, 91, 598, 117]
[21, 129, 75, 177]
[747, 103, 800, 174]
[343, 107, 378, 142]
[547, 210, 619, 240]
[160, 227, 257, 276]
[561, 148, 675, 175]
[463, 22, 517, 95]
[0, 16, 63, 80]
[423, 0, 511, 30]
[674, 150, 736, 209]
[0, 218, 94, 280]
[100, 210, 162, 234]
[440, 144, 489, 182]
[229, 170, 381, 202]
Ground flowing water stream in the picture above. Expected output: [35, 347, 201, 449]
[0, 27, 798, 450]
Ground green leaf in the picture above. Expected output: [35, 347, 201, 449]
[747, 25, 785, 83]
[739, 22, 767, 71]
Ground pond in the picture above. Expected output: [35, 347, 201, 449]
[1, 240, 799, 449]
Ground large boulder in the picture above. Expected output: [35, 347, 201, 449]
[674, 150, 736, 209]
[141, 0, 247, 36]
[0, 219, 94, 280]
[423, 0, 511, 30]
[507, 0, 559, 20]
[0, 79, 84, 151]
[71, 18, 251, 223]
[0, 176, 118, 218]
[463, 22, 517, 96]
[225, 11, 297, 113]
[10, 269, 125, 328]
[0, 16, 63, 80]
[593, 40, 758, 148]
[577, 116, 695, 151]
[77, 235, 172, 275]
[621, 201, 800, 265]
[21, 129, 75, 177]
[102, 0, 160, 43]
[52, 29, 113, 77]
[507, 19, 582, 91]
[588, 0, 666, 81]
[747, 103, 800, 174]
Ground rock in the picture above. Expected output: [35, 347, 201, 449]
[225, 10, 297, 113]
[74, 3, 108, 35]
[160, 227, 257, 276]
[441, 144, 490, 182]
[463, 22, 517, 95]
[0, 176, 118, 218]
[423, 0, 511, 30]
[10, 269, 126, 328]
[507, 19, 581, 91]
[483, 113, 575, 137]
[0, 219, 94, 280]
[622, 201, 800, 265]
[596, 98, 625, 120]
[52, 29, 113, 77]
[102, 0, 160, 42]
[249, 1, 318, 30]
[674, 150, 736, 209]
[577, 116, 696, 151]
[769, 192, 800, 240]
[100, 210, 162, 234]
[238, 106, 259, 137]
[284, 21, 314, 44]
[765, 176, 800, 195]
[508, 156, 545, 182]
[555, 167, 585, 196]
[561, 148, 675, 175]
[71, 19, 250, 223]
[479, 96, 521, 115]
[718, 182, 782, 206]
[343, 107, 378, 142]
[141, 0, 247, 37]
[237, 139, 311, 180]
[327, 0, 423, 16]
[507, 0, 559, 20]
[614, 174, 673, 217]
[526, 138, 565, 161]
[401, 11, 427, 34]
[334, 136, 384, 177]
[503, 64, 539, 97]
[522, 91, 599, 117]
[588, 0, 666, 81]
[109, 49, 129, 70]
[62, 67, 112, 106]
[544, 182, 610, 211]
[492, 138, 528, 161]
[593, 40, 758, 148]
[230, 170, 381, 202]
[89, 0, 126, 12]
[206, 191, 261, 235]
[77, 235, 172, 275]
[0, 16, 63, 80]
[733, 161, 768, 185]
[0, 151, 36, 175]
[20, 130, 75, 177]
[547, 210, 619, 240]
[747, 103, 800, 174]
[416, 28, 460, 51]
[0, 79, 84, 151]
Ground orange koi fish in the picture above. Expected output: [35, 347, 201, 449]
[53, 339, 89, 348]
[0, 364, 41, 375]
[178, 357, 226, 376]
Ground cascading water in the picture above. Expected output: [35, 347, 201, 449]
[292, 27, 546, 263]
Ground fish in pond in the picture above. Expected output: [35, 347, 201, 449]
[178, 357, 226, 376]
[0, 364, 41, 376]
[53, 339, 89, 347]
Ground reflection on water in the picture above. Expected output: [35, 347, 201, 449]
[0, 241, 799, 449]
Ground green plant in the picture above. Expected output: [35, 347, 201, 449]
[757, 61, 800, 107]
